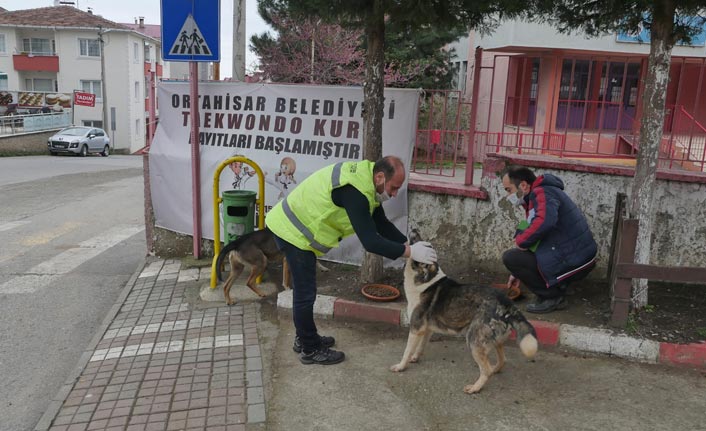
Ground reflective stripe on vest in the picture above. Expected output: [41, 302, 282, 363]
[281, 197, 331, 254]
[331, 162, 343, 188]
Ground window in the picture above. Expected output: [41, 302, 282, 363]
[459, 61, 468, 93]
[0, 34, 6, 54]
[82, 120, 103, 128]
[144, 44, 151, 63]
[135, 119, 141, 136]
[134, 81, 140, 100]
[22, 38, 53, 55]
[133, 42, 140, 63]
[80, 80, 102, 100]
[0, 73, 7, 91]
[25, 78, 53, 91]
[79, 39, 100, 57]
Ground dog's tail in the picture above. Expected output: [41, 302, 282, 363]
[509, 312, 538, 359]
[215, 232, 252, 282]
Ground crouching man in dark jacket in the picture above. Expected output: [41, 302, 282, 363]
[501, 166, 597, 314]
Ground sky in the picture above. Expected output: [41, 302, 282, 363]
[8, 0, 272, 77]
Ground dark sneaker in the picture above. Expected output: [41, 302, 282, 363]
[299, 347, 345, 365]
[526, 296, 567, 314]
[293, 335, 335, 353]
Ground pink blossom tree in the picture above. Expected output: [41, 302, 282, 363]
[252, 14, 420, 86]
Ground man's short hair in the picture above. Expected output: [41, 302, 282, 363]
[373, 155, 404, 180]
[502, 165, 536, 187]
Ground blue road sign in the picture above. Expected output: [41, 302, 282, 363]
[161, 0, 220, 62]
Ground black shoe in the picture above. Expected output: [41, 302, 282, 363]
[293, 335, 336, 353]
[526, 296, 567, 314]
[299, 347, 345, 365]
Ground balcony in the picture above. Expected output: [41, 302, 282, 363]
[13, 54, 60, 72]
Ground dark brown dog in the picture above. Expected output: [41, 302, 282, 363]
[215, 228, 290, 305]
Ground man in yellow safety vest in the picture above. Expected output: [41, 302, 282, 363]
[266, 155, 437, 365]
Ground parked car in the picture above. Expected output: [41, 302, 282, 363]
[47, 126, 111, 157]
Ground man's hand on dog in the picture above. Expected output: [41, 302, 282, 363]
[410, 241, 438, 264]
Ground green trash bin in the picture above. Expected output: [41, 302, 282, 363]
[222, 190, 256, 244]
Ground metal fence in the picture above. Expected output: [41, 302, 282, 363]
[413, 89, 706, 182]
[0, 112, 71, 135]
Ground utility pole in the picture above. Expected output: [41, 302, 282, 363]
[310, 30, 315, 83]
[232, 0, 245, 81]
[98, 26, 109, 131]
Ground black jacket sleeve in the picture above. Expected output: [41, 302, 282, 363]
[331, 185, 406, 260]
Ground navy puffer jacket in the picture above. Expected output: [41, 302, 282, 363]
[515, 173, 597, 287]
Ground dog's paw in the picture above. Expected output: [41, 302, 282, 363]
[463, 384, 482, 394]
[410, 355, 420, 363]
[390, 363, 407, 372]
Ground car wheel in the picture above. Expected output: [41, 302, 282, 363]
[101, 145, 110, 157]
[80, 145, 88, 157]
[49, 151, 57, 156]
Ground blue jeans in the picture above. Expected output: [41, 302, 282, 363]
[273, 234, 322, 353]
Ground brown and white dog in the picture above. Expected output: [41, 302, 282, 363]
[390, 230, 538, 394]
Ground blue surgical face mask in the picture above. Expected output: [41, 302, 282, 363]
[375, 178, 391, 202]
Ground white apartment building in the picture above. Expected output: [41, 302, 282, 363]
[0, 5, 162, 153]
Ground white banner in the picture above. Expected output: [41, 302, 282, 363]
[149, 82, 420, 265]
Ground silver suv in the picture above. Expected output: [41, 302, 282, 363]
[48, 126, 111, 157]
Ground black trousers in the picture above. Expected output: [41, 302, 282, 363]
[272, 234, 322, 353]
[502, 248, 593, 299]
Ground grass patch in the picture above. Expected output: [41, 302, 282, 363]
[181, 256, 214, 268]
[626, 313, 638, 334]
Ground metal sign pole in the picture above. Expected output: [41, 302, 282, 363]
[148, 70, 157, 147]
[71, 90, 77, 125]
[190, 61, 202, 259]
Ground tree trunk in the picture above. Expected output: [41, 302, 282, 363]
[629, 10, 675, 308]
[360, 0, 385, 284]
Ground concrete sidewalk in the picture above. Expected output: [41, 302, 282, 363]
[36, 258, 706, 431]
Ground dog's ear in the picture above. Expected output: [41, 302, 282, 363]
[408, 228, 423, 245]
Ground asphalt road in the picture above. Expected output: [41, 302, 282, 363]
[0, 155, 146, 431]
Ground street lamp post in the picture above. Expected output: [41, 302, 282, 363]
[98, 26, 109, 131]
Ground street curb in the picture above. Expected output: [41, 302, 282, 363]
[276, 291, 706, 370]
[659, 342, 706, 368]
[33, 257, 150, 431]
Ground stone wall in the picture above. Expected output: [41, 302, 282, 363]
[409, 155, 706, 278]
[0, 130, 59, 155]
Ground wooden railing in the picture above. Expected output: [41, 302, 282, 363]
[608, 193, 706, 326]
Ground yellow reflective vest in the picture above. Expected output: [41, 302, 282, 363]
[265, 160, 379, 255]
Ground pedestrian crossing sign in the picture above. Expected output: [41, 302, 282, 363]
[161, 0, 220, 62]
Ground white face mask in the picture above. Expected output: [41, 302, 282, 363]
[375, 178, 391, 202]
[507, 191, 523, 207]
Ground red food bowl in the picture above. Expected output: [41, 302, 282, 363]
[361, 284, 400, 302]
[491, 283, 522, 301]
